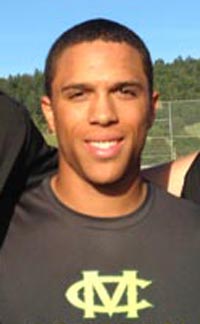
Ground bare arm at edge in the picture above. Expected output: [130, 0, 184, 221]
[142, 152, 199, 197]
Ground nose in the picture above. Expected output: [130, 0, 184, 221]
[88, 93, 118, 126]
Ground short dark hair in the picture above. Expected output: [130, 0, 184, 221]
[44, 18, 153, 97]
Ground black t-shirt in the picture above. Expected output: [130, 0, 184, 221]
[181, 152, 200, 204]
[1, 178, 200, 324]
[0, 91, 58, 245]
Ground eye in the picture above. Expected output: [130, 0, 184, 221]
[63, 88, 90, 102]
[115, 85, 137, 99]
[113, 82, 140, 100]
[68, 89, 85, 99]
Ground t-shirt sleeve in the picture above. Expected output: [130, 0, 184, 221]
[0, 92, 58, 247]
[0, 91, 58, 195]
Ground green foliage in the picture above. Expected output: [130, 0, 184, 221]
[154, 56, 200, 100]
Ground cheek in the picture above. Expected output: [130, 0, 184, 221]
[54, 114, 87, 158]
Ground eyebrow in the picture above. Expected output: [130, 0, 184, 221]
[61, 80, 144, 93]
[61, 83, 92, 93]
[110, 81, 144, 91]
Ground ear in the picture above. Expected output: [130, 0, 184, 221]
[41, 96, 56, 133]
[148, 91, 159, 129]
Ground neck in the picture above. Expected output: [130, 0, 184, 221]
[50, 165, 148, 218]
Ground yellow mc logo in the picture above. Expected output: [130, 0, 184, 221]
[65, 270, 153, 319]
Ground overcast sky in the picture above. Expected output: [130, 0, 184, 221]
[1, 0, 200, 77]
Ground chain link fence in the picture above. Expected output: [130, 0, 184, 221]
[142, 99, 200, 166]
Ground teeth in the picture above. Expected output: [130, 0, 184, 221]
[90, 141, 117, 149]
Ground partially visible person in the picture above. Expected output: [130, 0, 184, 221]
[0, 91, 58, 194]
[0, 91, 57, 244]
[143, 151, 199, 203]
[1, 18, 200, 324]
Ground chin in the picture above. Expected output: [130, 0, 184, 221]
[78, 157, 140, 188]
[88, 176, 119, 186]
[85, 169, 135, 190]
[85, 168, 122, 183]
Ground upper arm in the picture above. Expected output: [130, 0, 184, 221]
[142, 152, 199, 196]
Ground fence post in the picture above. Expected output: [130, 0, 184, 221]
[168, 101, 176, 160]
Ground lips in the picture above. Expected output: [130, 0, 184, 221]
[85, 138, 124, 158]
[89, 140, 118, 149]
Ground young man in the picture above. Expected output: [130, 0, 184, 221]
[1, 19, 200, 324]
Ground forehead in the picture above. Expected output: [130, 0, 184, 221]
[53, 40, 146, 83]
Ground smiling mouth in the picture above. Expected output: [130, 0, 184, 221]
[89, 140, 119, 149]
[85, 138, 124, 158]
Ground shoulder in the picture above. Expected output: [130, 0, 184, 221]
[167, 152, 199, 196]
[0, 179, 49, 249]
[143, 152, 199, 197]
[16, 177, 54, 214]
[0, 91, 28, 125]
[151, 182, 200, 225]
[0, 91, 31, 149]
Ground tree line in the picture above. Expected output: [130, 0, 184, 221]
[0, 56, 200, 129]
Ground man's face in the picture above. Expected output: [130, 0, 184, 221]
[42, 40, 158, 187]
